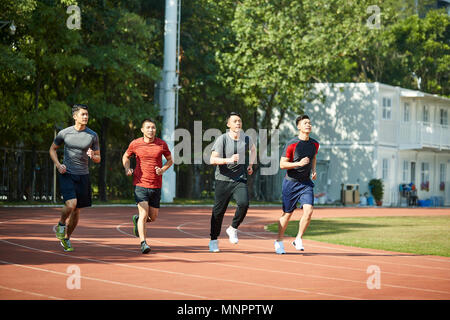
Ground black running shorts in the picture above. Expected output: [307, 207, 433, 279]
[134, 186, 161, 208]
[59, 173, 92, 208]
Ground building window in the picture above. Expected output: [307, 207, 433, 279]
[440, 163, 446, 191]
[420, 162, 430, 191]
[382, 97, 392, 120]
[440, 109, 448, 126]
[403, 103, 410, 122]
[423, 105, 429, 123]
[402, 160, 409, 182]
[382, 158, 389, 180]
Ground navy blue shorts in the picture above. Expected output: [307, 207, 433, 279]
[134, 186, 161, 208]
[282, 178, 314, 213]
[59, 173, 92, 208]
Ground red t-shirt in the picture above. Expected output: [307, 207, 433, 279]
[125, 137, 171, 189]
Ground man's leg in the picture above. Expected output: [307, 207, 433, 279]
[137, 201, 149, 243]
[59, 201, 76, 225]
[297, 204, 314, 239]
[210, 181, 231, 240]
[293, 204, 314, 251]
[226, 183, 249, 244]
[277, 211, 293, 242]
[274, 179, 299, 254]
[66, 208, 80, 238]
[57, 199, 77, 252]
[56, 199, 77, 239]
[230, 182, 249, 229]
[148, 206, 159, 222]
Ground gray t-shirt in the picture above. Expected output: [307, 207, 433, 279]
[54, 126, 99, 175]
[211, 132, 254, 182]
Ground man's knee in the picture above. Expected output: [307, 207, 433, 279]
[303, 205, 314, 218]
[65, 199, 77, 211]
[236, 198, 249, 209]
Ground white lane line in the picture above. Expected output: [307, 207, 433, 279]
[118, 223, 450, 295]
[179, 219, 450, 272]
[78, 231, 450, 296]
[0, 238, 361, 300]
[2, 213, 449, 299]
[0, 243, 210, 299]
[172, 222, 450, 292]
[0, 283, 64, 300]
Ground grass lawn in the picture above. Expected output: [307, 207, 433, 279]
[266, 216, 450, 257]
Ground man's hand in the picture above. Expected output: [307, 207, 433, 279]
[298, 157, 310, 167]
[228, 154, 239, 164]
[125, 168, 133, 176]
[311, 171, 317, 180]
[58, 164, 67, 174]
[247, 166, 253, 175]
[155, 166, 163, 175]
[87, 148, 94, 159]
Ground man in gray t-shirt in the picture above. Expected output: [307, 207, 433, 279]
[53, 126, 99, 175]
[49, 104, 101, 252]
[208, 112, 256, 252]
[212, 132, 254, 182]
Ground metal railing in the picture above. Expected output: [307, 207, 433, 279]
[397, 121, 450, 150]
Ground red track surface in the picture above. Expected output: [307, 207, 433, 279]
[0, 206, 449, 300]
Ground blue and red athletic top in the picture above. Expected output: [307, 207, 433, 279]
[281, 137, 319, 182]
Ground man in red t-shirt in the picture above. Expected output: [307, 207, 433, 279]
[122, 118, 173, 254]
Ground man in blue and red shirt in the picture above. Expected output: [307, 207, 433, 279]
[274, 115, 319, 254]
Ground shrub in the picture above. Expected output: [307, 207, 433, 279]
[369, 179, 384, 204]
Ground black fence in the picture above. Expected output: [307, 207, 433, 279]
[0, 147, 135, 203]
[0, 147, 284, 203]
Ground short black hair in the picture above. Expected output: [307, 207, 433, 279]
[72, 104, 88, 115]
[295, 114, 310, 126]
[141, 118, 156, 127]
[227, 111, 241, 122]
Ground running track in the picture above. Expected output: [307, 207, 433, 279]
[0, 206, 449, 300]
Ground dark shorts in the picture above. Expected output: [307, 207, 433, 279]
[282, 178, 314, 213]
[134, 186, 161, 208]
[59, 173, 92, 208]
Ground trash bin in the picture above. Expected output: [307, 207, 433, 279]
[341, 184, 360, 205]
[353, 188, 360, 204]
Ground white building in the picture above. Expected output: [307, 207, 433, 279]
[276, 82, 450, 206]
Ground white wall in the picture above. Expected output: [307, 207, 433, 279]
[273, 82, 450, 206]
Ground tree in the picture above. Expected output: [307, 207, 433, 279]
[0, 0, 163, 201]
[75, 1, 162, 201]
[388, 10, 449, 96]
[175, 0, 248, 198]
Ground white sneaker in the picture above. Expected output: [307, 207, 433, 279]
[292, 237, 304, 251]
[209, 240, 220, 252]
[226, 226, 238, 244]
[274, 240, 285, 254]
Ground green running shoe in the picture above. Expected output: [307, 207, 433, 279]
[60, 238, 74, 252]
[141, 241, 151, 254]
[55, 224, 66, 240]
[132, 215, 139, 237]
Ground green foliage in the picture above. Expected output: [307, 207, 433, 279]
[1, 0, 448, 201]
[369, 178, 384, 202]
[388, 10, 450, 96]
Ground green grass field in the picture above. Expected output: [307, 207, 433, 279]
[266, 216, 450, 257]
